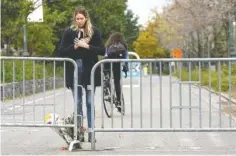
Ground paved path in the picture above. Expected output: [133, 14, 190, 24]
[1, 76, 236, 155]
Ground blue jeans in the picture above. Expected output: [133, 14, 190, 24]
[72, 85, 93, 129]
[72, 59, 95, 129]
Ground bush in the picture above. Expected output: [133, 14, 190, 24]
[174, 66, 236, 93]
[1, 60, 64, 83]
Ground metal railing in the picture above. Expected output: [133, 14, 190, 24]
[90, 58, 236, 150]
[1, 57, 79, 150]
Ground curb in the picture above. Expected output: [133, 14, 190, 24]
[174, 77, 236, 105]
[201, 86, 236, 105]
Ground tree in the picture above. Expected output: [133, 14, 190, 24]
[1, 0, 34, 54]
[133, 10, 172, 58]
[133, 31, 166, 58]
[1, 0, 140, 56]
[123, 9, 140, 50]
[12, 3, 67, 56]
[149, 10, 182, 52]
[160, 0, 236, 58]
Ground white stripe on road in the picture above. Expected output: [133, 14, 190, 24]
[4, 90, 70, 112]
[180, 138, 196, 147]
[123, 85, 139, 88]
[24, 91, 70, 105]
[7, 106, 21, 110]
[208, 132, 223, 147]
[178, 133, 196, 147]
[178, 133, 202, 150]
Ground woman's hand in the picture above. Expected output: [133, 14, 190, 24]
[74, 38, 90, 49]
[74, 44, 80, 49]
[80, 37, 90, 43]
[74, 38, 80, 49]
[76, 40, 90, 49]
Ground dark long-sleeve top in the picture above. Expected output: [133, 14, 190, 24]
[57, 26, 105, 88]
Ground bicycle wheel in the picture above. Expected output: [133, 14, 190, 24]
[103, 83, 113, 118]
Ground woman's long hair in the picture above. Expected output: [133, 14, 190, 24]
[106, 32, 127, 48]
[71, 7, 93, 39]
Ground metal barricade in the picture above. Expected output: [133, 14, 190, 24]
[128, 51, 140, 59]
[90, 58, 236, 150]
[0, 57, 79, 150]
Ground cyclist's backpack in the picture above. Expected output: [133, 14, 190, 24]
[106, 42, 126, 58]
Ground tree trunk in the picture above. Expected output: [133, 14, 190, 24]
[197, 30, 202, 58]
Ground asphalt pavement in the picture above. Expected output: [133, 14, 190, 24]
[1, 75, 236, 155]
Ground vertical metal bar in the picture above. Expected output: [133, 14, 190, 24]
[120, 62, 124, 128]
[23, 60, 25, 123]
[110, 62, 114, 128]
[0, 60, 1, 118]
[101, 63, 104, 128]
[189, 62, 192, 128]
[130, 61, 133, 128]
[228, 61, 232, 127]
[13, 60, 16, 123]
[159, 61, 163, 128]
[179, 62, 182, 128]
[2, 60, 5, 122]
[0, 59, 1, 97]
[73, 61, 78, 143]
[218, 61, 222, 127]
[63, 61, 66, 124]
[91, 62, 95, 150]
[53, 61, 56, 124]
[43, 61, 46, 123]
[150, 62, 153, 128]
[199, 62, 202, 128]
[209, 61, 212, 128]
[33, 60, 36, 123]
[169, 62, 173, 128]
[140, 63, 143, 128]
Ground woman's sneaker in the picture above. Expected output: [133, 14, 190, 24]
[116, 101, 125, 115]
[116, 101, 122, 112]
[88, 132, 96, 142]
[77, 126, 86, 142]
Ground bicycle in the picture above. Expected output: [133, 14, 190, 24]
[103, 70, 125, 118]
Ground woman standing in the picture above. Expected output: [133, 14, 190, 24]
[58, 6, 105, 142]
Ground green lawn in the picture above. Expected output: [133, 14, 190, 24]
[174, 64, 236, 98]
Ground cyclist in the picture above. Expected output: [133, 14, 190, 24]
[103, 32, 128, 112]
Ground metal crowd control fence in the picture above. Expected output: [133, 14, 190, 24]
[128, 51, 140, 59]
[0, 57, 79, 151]
[125, 52, 140, 84]
[90, 58, 236, 150]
